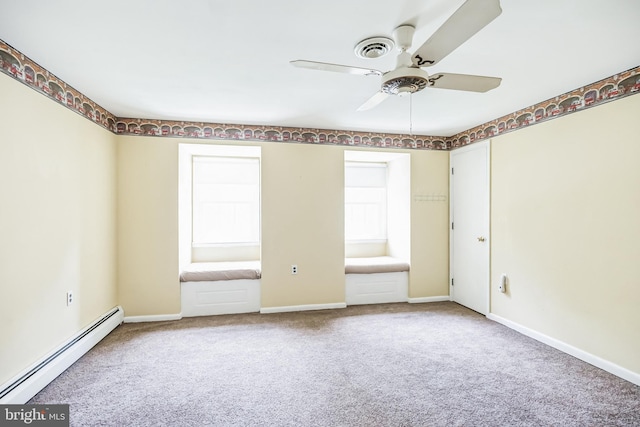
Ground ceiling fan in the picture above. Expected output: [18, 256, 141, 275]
[290, 0, 503, 111]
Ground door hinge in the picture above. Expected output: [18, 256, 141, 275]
[451, 278, 454, 286]
[451, 167, 454, 175]
[451, 222, 454, 230]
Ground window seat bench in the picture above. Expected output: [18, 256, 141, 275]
[180, 261, 261, 317]
[180, 260, 261, 282]
[345, 257, 410, 306]
[345, 256, 410, 274]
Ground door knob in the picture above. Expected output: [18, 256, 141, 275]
[477, 236, 485, 242]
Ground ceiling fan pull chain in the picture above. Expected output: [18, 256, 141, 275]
[409, 93, 413, 136]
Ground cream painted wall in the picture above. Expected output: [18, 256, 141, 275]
[491, 94, 640, 375]
[0, 74, 118, 385]
[116, 139, 450, 314]
[261, 145, 450, 307]
[261, 143, 346, 308]
[261, 145, 450, 306]
[410, 150, 450, 298]
[117, 136, 180, 317]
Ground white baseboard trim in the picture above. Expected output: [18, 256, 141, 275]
[260, 302, 347, 314]
[0, 306, 124, 404]
[487, 313, 640, 387]
[408, 296, 451, 303]
[123, 313, 182, 323]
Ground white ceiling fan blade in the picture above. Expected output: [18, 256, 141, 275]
[290, 60, 382, 76]
[411, 0, 502, 67]
[357, 91, 390, 111]
[428, 73, 501, 92]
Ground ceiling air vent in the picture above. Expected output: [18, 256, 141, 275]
[354, 37, 395, 59]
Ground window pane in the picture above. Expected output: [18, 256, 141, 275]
[192, 156, 260, 244]
[345, 162, 387, 187]
[345, 163, 387, 241]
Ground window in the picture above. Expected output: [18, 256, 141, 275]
[344, 150, 410, 259]
[344, 162, 387, 242]
[179, 144, 261, 265]
[192, 156, 260, 245]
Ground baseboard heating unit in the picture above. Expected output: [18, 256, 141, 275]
[0, 306, 124, 404]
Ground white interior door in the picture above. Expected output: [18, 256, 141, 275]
[450, 141, 490, 315]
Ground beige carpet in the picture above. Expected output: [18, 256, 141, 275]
[30, 302, 639, 426]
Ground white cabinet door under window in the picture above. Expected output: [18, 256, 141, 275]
[450, 140, 490, 315]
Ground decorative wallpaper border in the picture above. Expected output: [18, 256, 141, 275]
[2, 38, 638, 151]
[114, 117, 449, 150]
[450, 65, 640, 149]
[0, 40, 118, 133]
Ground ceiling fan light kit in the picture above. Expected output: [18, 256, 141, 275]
[381, 67, 429, 96]
[291, 0, 503, 111]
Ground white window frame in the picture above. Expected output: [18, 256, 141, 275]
[344, 150, 410, 259]
[179, 144, 261, 267]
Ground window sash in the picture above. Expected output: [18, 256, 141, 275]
[192, 156, 260, 245]
[345, 162, 387, 241]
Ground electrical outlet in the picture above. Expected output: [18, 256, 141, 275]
[66, 291, 74, 306]
[291, 265, 298, 275]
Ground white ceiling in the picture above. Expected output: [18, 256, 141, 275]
[1, 0, 639, 137]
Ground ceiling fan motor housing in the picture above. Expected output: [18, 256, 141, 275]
[381, 67, 430, 95]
